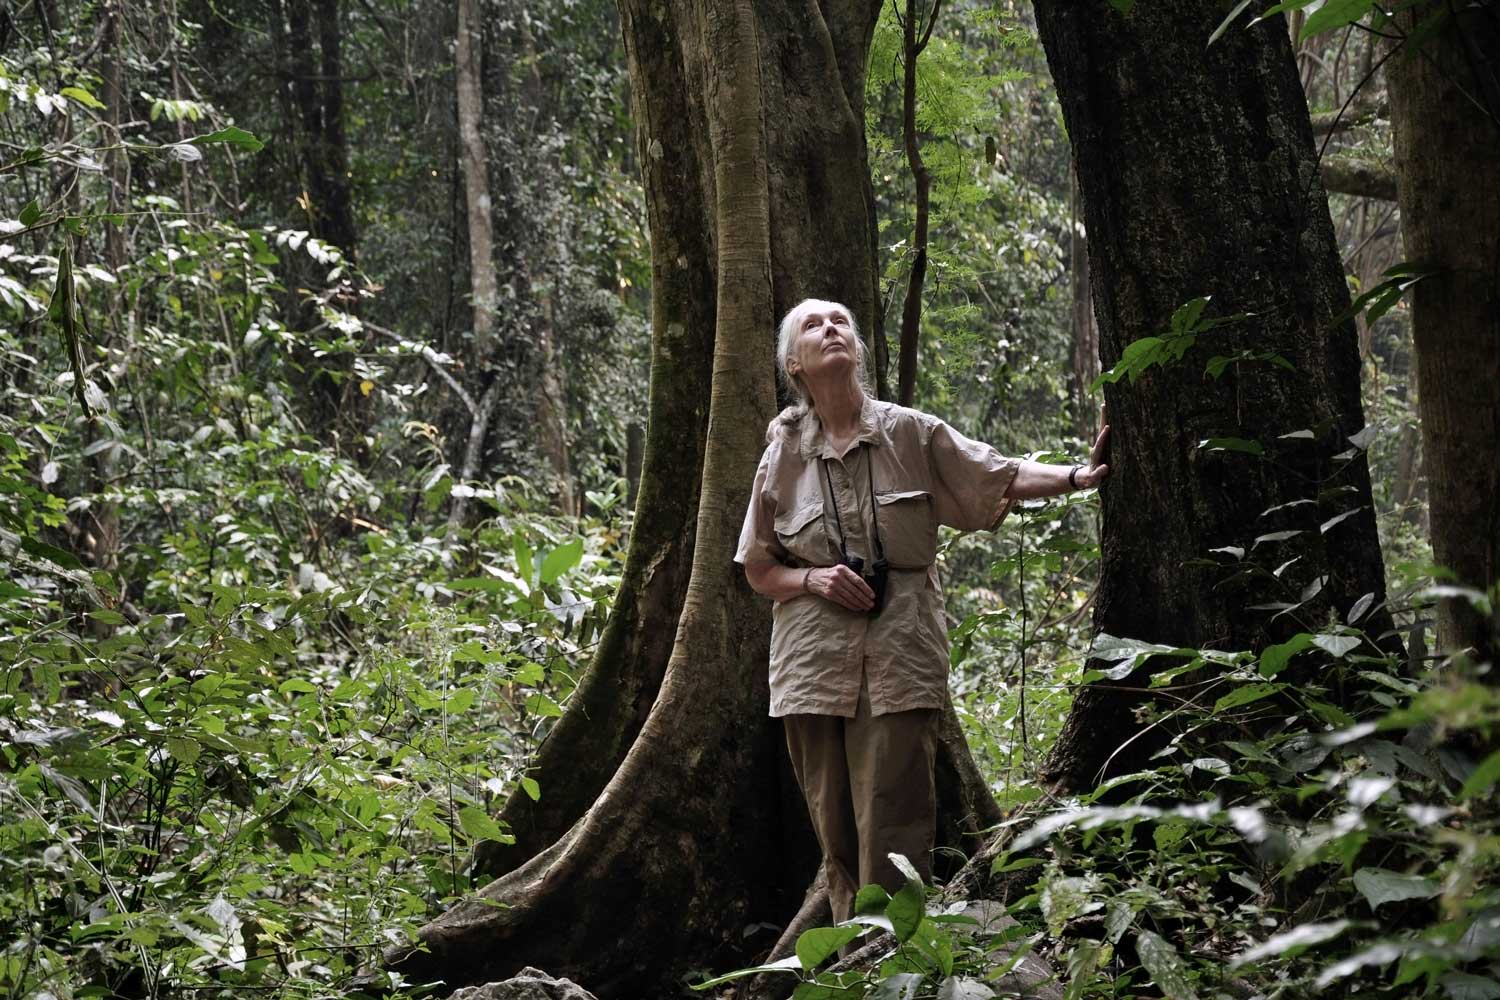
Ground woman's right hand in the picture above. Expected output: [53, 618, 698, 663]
[807, 564, 875, 612]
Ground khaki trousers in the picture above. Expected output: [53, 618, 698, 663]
[782, 676, 938, 928]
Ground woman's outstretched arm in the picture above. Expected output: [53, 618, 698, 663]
[1005, 414, 1111, 500]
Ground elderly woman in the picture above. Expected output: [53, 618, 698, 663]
[734, 298, 1110, 927]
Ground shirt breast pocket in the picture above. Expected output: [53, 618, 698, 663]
[774, 502, 836, 567]
[876, 489, 937, 569]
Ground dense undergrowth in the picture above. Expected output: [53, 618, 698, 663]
[698, 579, 1499, 1000]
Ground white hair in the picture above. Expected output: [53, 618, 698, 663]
[774, 298, 873, 420]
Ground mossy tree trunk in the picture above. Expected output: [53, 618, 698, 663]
[1387, 2, 1500, 663]
[1033, 0, 1395, 793]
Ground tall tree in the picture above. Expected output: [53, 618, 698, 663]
[894, 0, 940, 407]
[284, 0, 357, 256]
[1033, 0, 1395, 792]
[388, 0, 998, 993]
[448, 0, 500, 529]
[1386, 2, 1500, 662]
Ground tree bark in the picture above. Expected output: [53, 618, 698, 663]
[895, 0, 940, 407]
[473, 0, 894, 888]
[1068, 162, 1099, 442]
[449, 0, 498, 529]
[519, 14, 576, 514]
[1387, 1, 1500, 662]
[285, 0, 356, 256]
[1320, 155, 1398, 201]
[1034, 0, 1395, 793]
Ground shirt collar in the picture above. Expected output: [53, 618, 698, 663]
[798, 394, 887, 460]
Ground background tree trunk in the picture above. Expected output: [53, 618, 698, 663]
[895, 0, 939, 407]
[1033, 0, 1394, 793]
[449, 0, 498, 529]
[1386, 1, 1500, 662]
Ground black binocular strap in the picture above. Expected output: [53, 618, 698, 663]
[820, 444, 885, 564]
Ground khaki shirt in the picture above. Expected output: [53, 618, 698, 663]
[735, 396, 1020, 718]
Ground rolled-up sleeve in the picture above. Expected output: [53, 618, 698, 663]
[735, 450, 787, 566]
[927, 419, 1021, 531]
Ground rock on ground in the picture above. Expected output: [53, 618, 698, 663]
[449, 967, 598, 1000]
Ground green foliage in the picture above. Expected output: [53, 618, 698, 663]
[991, 605, 1500, 999]
[1091, 297, 1251, 390]
[695, 854, 1018, 1000]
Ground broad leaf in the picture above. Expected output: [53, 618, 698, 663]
[1353, 868, 1439, 909]
[1136, 930, 1199, 1000]
[886, 881, 926, 943]
[187, 126, 266, 152]
[1230, 920, 1351, 967]
[796, 926, 862, 971]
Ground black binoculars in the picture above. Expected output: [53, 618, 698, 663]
[841, 555, 889, 617]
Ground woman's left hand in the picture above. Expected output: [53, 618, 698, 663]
[1077, 405, 1111, 488]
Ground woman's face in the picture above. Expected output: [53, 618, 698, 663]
[788, 305, 856, 382]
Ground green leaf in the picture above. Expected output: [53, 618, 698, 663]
[520, 776, 541, 801]
[524, 692, 563, 718]
[278, 678, 317, 696]
[1209, 0, 1257, 45]
[1312, 633, 1361, 658]
[1136, 930, 1199, 1000]
[1300, 0, 1374, 39]
[1331, 260, 1438, 328]
[166, 735, 202, 765]
[1213, 682, 1282, 713]
[886, 881, 926, 943]
[1041, 876, 1100, 936]
[1352, 868, 1439, 909]
[937, 977, 995, 1000]
[448, 576, 522, 596]
[796, 926, 863, 971]
[22, 536, 82, 569]
[1230, 920, 1351, 968]
[1459, 749, 1500, 801]
[19, 198, 42, 227]
[1064, 941, 1106, 1000]
[870, 973, 924, 1000]
[690, 956, 802, 990]
[186, 126, 266, 152]
[1260, 633, 1314, 676]
[854, 884, 892, 914]
[1198, 437, 1264, 456]
[60, 86, 106, 109]
[539, 538, 584, 585]
[1170, 297, 1210, 335]
[457, 806, 512, 844]
[515, 533, 535, 586]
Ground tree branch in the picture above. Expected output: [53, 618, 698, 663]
[1321, 155, 1398, 200]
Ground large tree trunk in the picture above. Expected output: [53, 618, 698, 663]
[1386, 2, 1500, 662]
[393, 2, 998, 994]
[1034, 0, 1394, 793]
[473, 0, 897, 886]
